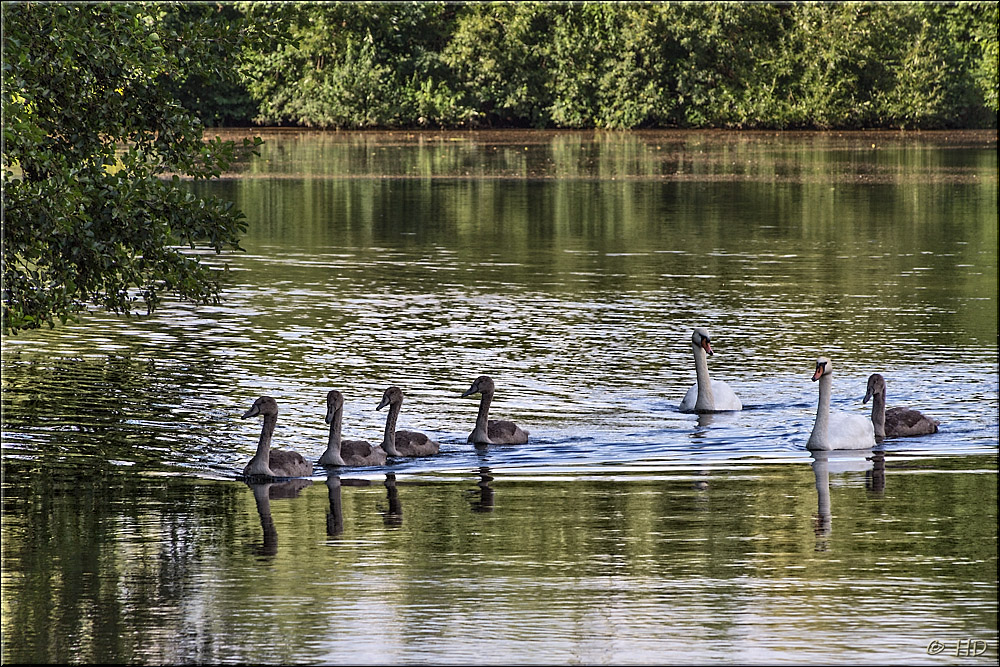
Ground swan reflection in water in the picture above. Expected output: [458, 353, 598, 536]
[381, 473, 403, 527]
[467, 466, 495, 513]
[325, 474, 344, 537]
[247, 478, 312, 557]
[810, 450, 876, 551]
[866, 450, 886, 495]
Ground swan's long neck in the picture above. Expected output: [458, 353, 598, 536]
[869, 387, 887, 439]
[247, 414, 277, 475]
[382, 401, 402, 456]
[808, 374, 832, 448]
[475, 390, 494, 432]
[323, 406, 347, 466]
[693, 344, 715, 411]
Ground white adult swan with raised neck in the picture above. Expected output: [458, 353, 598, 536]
[319, 390, 387, 467]
[375, 386, 440, 457]
[461, 375, 530, 445]
[806, 358, 875, 451]
[679, 327, 743, 412]
[863, 373, 940, 439]
[242, 396, 313, 478]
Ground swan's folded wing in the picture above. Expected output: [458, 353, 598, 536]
[396, 430, 440, 456]
[269, 449, 312, 476]
[341, 439, 375, 460]
[487, 419, 529, 443]
[886, 407, 940, 432]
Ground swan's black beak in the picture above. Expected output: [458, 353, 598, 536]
[863, 387, 874, 404]
[242, 405, 260, 419]
[461, 383, 478, 397]
[376, 397, 389, 411]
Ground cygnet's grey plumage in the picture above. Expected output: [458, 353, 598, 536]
[376, 386, 440, 457]
[319, 390, 387, 467]
[461, 375, 530, 445]
[241, 396, 313, 478]
[864, 373, 940, 439]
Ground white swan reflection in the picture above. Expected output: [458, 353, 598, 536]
[810, 450, 878, 550]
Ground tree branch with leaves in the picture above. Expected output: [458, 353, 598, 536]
[2, 2, 275, 334]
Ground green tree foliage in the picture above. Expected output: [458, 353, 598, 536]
[2, 2, 273, 334]
[240, 1, 997, 130]
[442, 2, 555, 127]
[242, 2, 476, 128]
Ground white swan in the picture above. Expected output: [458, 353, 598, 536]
[241, 396, 313, 478]
[806, 358, 875, 451]
[679, 327, 743, 412]
[375, 386, 440, 457]
[319, 390, 387, 467]
[863, 373, 940, 439]
[461, 375, 530, 445]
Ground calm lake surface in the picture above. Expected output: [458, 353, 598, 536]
[2, 129, 997, 664]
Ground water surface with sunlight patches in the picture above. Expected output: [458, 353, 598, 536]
[2, 129, 996, 664]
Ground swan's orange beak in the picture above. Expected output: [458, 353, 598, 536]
[701, 339, 714, 356]
[811, 365, 824, 382]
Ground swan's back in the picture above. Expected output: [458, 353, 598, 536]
[885, 407, 940, 437]
[341, 439, 388, 466]
[680, 379, 742, 412]
[266, 449, 313, 477]
[712, 381, 743, 411]
[679, 385, 698, 412]
[488, 419, 530, 445]
[394, 430, 440, 457]
[817, 411, 875, 451]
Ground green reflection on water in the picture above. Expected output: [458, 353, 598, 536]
[1, 458, 995, 664]
[2, 130, 996, 664]
[197, 129, 997, 349]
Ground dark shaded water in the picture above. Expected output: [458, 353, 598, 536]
[2, 130, 997, 664]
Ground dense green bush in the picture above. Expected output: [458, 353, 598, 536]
[227, 1, 996, 130]
[239, 2, 476, 128]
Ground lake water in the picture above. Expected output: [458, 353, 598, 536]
[2, 129, 997, 664]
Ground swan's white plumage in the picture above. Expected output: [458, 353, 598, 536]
[814, 410, 877, 451]
[806, 357, 875, 451]
[679, 327, 743, 412]
[679, 379, 742, 412]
